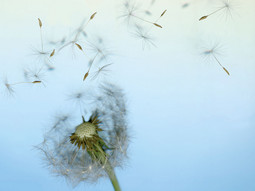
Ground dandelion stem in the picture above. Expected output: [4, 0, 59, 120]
[86, 132, 121, 191]
[40, 28, 44, 52]
[105, 163, 121, 191]
[208, 6, 225, 17]
[212, 54, 230, 75]
[90, 52, 99, 69]
[58, 13, 96, 53]
[9, 81, 41, 86]
[131, 14, 153, 25]
[212, 54, 223, 68]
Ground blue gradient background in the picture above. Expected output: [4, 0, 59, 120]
[0, 0, 255, 190]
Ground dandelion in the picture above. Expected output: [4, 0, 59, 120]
[148, 9, 166, 29]
[132, 25, 156, 49]
[199, 0, 235, 21]
[31, 18, 53, 63]
[31, 47, 50, 62]
[1, 77, 15, 96]
[6, 80, 41, 85]
[82, 41, 113, 82]
[0, 76, 42, 97]
[82, 53, 100, 82]
[86, 39, 113, 64]
[90, 63, 113, 81]
[57, 12, 97, 53]
[23, 65, 47, 82]
[119, 0, 139, 24]
[201, 43, 230, 76]
[36, 83, 129, 191]
[119, 1, 162, 28]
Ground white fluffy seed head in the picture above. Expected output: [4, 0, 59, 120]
[75, 122, 96, 138]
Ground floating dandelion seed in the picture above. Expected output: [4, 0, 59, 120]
[91, 63, 113, 81]
[58, 12, 97, 53]
[150, 9, 166, 29]
[82, 44, 111, 82]
[82, 54, 98, 82]
[202, 43, 230, 76]
[1, 77, 15, 96]
[119, 0, 139, 24]
[31, 47, 50, 62]
[199, 0, 235, 21]
[32, 19, 53, 64]
[133, 25, 156, 49]
[24, 65, 46, 82]
[86, 39, 113, 64]
[1, 76, 42, 97]
[143, 9, 166, 35]
[119, 1, 162, 28]
[7, 81, 42, 86]
[37, 83, 129, 190]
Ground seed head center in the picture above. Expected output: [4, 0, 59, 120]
[75, 122, 96, 138]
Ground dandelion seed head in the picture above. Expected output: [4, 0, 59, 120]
[75, 122, 97, 138]
[37, 83, 129, 186]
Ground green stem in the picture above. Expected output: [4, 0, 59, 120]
[105, 162, 121, 191]
[87, 139, 121, 191]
